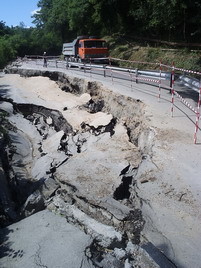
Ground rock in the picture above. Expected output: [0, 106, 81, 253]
[98, 254, 123, 268]
[40, 177, 60, 199]
[88, 112, 113, 128]
[31, 153, 67, 180]
[124, 258, 132, 268]
[113, 247, 126, 259]
[42, 130, 64, 153]
[46, 116, 52, 125]
[21, 190, 45, 217]
[100, 197, 132, 221]
[21, 178, 59, 217]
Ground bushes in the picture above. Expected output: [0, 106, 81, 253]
[0, 37, 16, 69]
[0, 25, 63, 69]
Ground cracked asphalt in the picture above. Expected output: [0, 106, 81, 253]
[0, 210, 94, 268]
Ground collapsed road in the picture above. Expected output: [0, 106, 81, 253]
[0, 63, 201, 268]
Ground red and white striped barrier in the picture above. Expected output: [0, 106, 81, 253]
[174, 91, 197, 114]
[194, 81, 201, 143]
[171, 63, 175, 117]
[151, 63, 201, 77]
[158, 62, 162, 101]
[160, 63, 172, 69]
[135, 76, 159, 84]
[175, 67, 201, 76]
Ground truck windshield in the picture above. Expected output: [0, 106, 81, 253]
[84, 41, 107, 48]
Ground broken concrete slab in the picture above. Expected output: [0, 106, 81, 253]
[0, 210, 95, 268]
[42, 130, 64, 153]
[40, 177, 60, 199]
[100, 197, 132, 221]
[21, 190, 45, 217]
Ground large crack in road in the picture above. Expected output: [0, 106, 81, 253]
[0, 69, 177, 267]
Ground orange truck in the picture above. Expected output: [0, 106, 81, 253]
[62, 36, 109, 63]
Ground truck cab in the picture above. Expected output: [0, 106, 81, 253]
[78, 38, 108, 61]
[62, 36, 109, 63]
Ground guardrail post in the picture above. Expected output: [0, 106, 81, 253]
[109, 57, 113, 83]
[103, 65, 106, 78]
[66, 58, 68, 69]
[129, 68, 132, 88]
[135, 68, 138, 83]
[90, 58, 92, 78]
[56, 60, 58, 68]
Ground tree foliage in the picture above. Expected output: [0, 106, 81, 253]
[31, 0, 201, 42]
[0, 0, 201, 68]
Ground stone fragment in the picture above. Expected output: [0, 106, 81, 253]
[21, 190, 45, 217]
[40, 177, 60, 199]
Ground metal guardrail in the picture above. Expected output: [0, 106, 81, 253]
[50, 60, 171, 88]
[24, 55, 199, 92]
[178, 75, 200, 93]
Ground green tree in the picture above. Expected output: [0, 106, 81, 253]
[32, 0, 53, 28]
[0, 21, 11, 36]
[128, 0, 201, 41]
[0, 37, 16, 68]
[32, 0, 71, 41]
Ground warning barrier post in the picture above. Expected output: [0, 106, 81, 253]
[158, 61, 162, 101]
[171, 62, 175, 117]
[194, 79, 201, 144]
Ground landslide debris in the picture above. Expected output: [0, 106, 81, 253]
[0, 69, 173, 267]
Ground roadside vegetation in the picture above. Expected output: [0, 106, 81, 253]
[105, 34, 201, 71]
[0, 0, 201, 71]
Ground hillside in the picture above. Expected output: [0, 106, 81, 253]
[105, 34, 201, 71]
